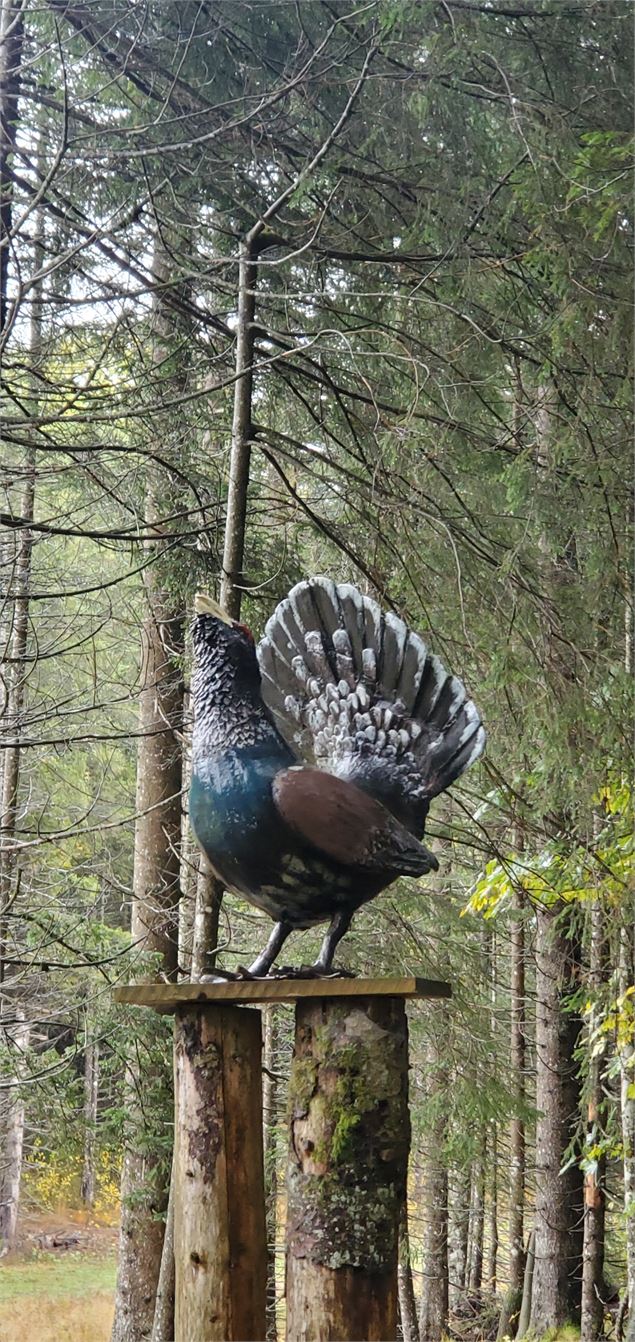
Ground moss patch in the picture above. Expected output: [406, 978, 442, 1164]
[287, 1000, 409, 1271]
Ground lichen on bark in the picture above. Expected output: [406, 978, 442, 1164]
[287, 997, 409, 1273]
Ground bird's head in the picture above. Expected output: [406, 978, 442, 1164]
[191, 593, 259, 698]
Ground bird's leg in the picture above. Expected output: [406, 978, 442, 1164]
[269, 911, 357, 979]
[244, 920, 293, 978]
[311, 909, 355, 975]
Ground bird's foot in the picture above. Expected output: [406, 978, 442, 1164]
[200, 964, 357, 982]
[199, 969, 238, 983]
[266, 963, 357, 980]
[199, 966, 258, 982]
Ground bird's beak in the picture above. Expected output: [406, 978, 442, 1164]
[194, 592, 234, 625]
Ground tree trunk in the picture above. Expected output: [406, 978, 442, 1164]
[621, 547, 635, 1342]
[219, 236, 258, 618]
[0, 1011, 29, 1250]
[173, 1005, 267, 1342]
[81, 1030, 99, 1211]
[0, 196, 42, 1252]
[618, 923, 635, 1342]
[150, 1161, 175, 1342]
[531, 382, 585, 1333]
[530, 903, 584, 1335]
[516, 1230, 535, 1340]
[468, 1146, 485, 1296]
[286, 996, 409, 1342]
[484, 926, 498, 1295]
[497, 888, 525, 1339]
[111, 539, 183, 1342]
[0, 181, 42, 982]
[178, 736, 196, 978]
[508, 889, 526, 1298]
[398, 1203, 419, 1342]
[418, 1031, 449, 1342]
[485, 1127, 498, 1295]
[448, 1171, 470, 1310]
[111, 241, 185, 1342]
[0, 0, 25, 335]
[581, 897, 607, 1342]
[262, 1005, 279, 1342]
[191, 856, 222, 980]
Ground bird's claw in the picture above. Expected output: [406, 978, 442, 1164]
[199, 969, 239, 983]
[199, 964, 357, 982]
[266, 963, 356, 980]
[199, 966, 259, 982]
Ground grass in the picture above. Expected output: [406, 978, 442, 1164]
[539, 1330, 580, 1342]
[0, 1254, 115, 1342]
[0, 1293, 114, 1342]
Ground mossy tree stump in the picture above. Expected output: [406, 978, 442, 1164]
[286, 996, 410, 1342]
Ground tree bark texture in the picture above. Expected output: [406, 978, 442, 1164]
[581, 897, 607, 1342]
[0, 0, 25, 334]
[485, 1127, 498, 1294]
[150, 1159, 175, 1342]
[219, 237, 258, 619]
[111, 561, 183, 1342]
[0, 1012, 29, 1249]
[531, 383, 585, 1331]
[178, 741, 196, 978]
[509, 889, 526, 1302]
[111, 241, 185, 1342]
[129, 576, 183, 972]
[81, 1031, 99, 1210]
[448, 1171, 470, 1310]
[397, 1204, 419, 1342]
[286, 996, 409, 1342]
[191, 856, 223, 980]
[0, 198, 41, 1253]
[468, 1147, 485, 1295]
[419, 1161, 448, 1342]
[418, 1027, 449, 1342]
[497, 888, 526, 1340]
[516, 1229, 535, 1340]
[263, 1005, 280, 1342]
[193, 234, 257, 986]
[619, 924, 635, 1342]
[173, 1005, 266, 1342]
[0, 184, 42, 982]
[530, 903, 584, 1335]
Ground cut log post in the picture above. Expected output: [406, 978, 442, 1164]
[285, 996, 410, 1342]
[173, 1004, 267, 1342]
[115, 978, 450, 1342]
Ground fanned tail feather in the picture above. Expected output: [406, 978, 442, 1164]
[258, 578, 485, 832]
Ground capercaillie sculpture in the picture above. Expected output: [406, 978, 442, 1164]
[189, 578, 485, 977]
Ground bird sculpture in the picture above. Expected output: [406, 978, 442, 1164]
[189, 578, 485, 978]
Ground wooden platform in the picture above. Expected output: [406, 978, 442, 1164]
[113, 976, 451, 1011]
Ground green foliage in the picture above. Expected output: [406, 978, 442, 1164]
[467, 776, 633, 918]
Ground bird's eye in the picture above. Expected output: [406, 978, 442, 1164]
[235, 621, 254, 644]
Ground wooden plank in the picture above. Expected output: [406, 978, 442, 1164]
[173, 1004, 266, 1342]
[114, 975, 451, 1010]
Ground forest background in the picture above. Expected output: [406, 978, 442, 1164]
[0, 3, 633, 1341]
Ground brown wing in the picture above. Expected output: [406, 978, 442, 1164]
[272, 767, 438, 875]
